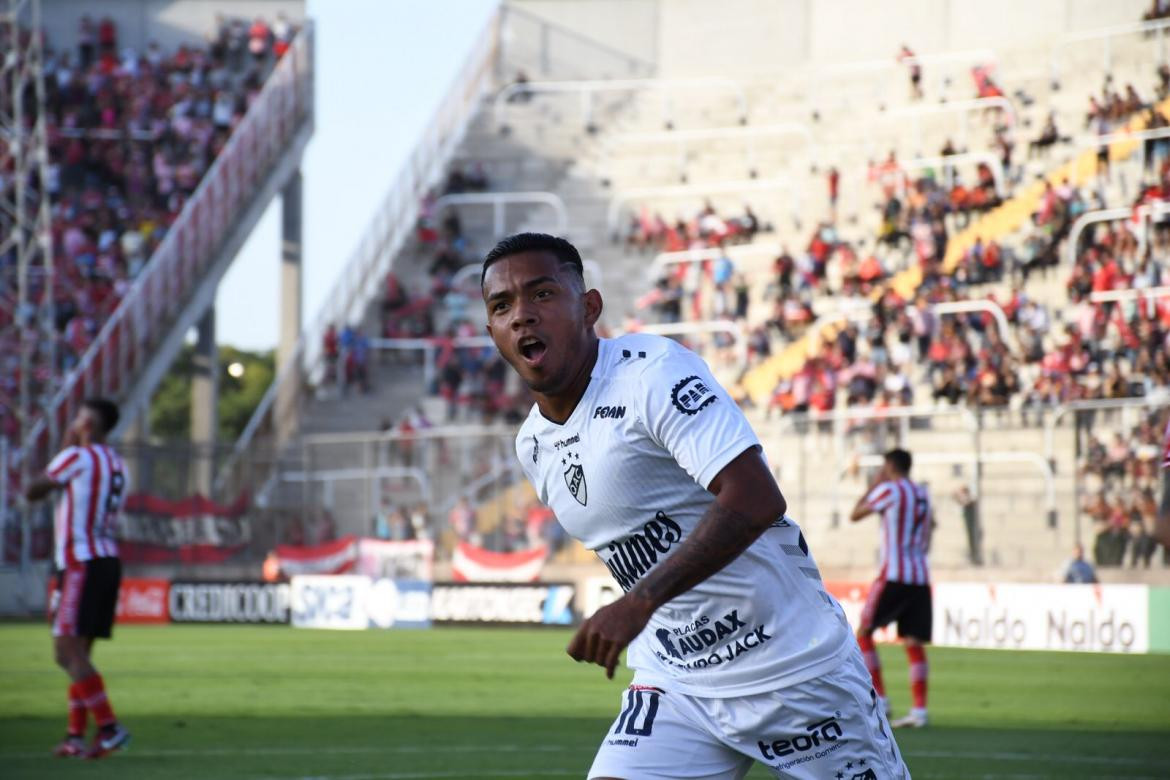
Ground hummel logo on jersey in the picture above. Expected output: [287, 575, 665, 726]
[671, 375, 716, 415]
[593, 405, 626, 420]
[562, 451, 587, 506]
[531, 435, 539, 464]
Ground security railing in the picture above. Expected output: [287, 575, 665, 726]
[1052, 18, 1170, 85]
[228, 9, 503, 478]
[20, 24, 315, 471]
[605, 177, 801, 236]
[494, 77, 749, 132]
[433, 191, 569, 240]
[602, 123, 816, 183]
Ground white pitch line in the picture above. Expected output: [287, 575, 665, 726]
[2, 743, 1165, 770]
[910, 750, 1162, 766]
[0, 744, 585, 760]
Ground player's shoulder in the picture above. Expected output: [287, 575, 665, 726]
[599, 333, 705, 382]
[515, 403, 543, 440]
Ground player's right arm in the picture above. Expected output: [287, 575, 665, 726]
[25, 446, 84, 503]
[850, 481, 890, 523]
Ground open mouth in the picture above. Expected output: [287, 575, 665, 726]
[518, 336, 548, 366]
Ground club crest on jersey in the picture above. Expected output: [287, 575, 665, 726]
[671, 375, 716, 415]
[562, 452, 587, 505]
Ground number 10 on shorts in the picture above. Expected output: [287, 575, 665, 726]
[614, 687, 661, 737]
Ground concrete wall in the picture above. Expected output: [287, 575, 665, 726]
[511, 0, 658, 69]
[41, 0, 306, 54]
[510, 0, 1151, 76]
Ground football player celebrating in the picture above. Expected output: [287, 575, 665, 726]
[26, 399, 132, 759]
[483, 233, 909, 779]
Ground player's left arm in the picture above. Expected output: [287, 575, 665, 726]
[25, 475, 65, 502]
[26, 445, 84, 502]
[567, 347, 782, 678]
[568, 447, 783, 678]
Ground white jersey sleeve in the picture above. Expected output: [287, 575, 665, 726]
[635, 345, 761, 489]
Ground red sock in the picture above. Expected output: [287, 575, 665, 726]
[906, 644, 928, 710]
[76, 674, 117, 728]
[857, 634, 886, 697]
[67, 682, 87, 737]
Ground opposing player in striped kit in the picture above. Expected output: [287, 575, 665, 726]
[25, 398, 132, 759]
[850, 448, 934, 729]
[483, 233, 909, 779]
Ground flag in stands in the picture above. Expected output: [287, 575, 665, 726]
[451, 542, 547, 582]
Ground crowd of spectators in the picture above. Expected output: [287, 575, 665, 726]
[0, 13, 297, 444]
[1081, 407, 1169, 568]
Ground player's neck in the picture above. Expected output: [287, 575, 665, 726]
[534, 337, 599, 425]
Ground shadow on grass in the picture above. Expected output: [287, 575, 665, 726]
[3, 715, 1170, 780]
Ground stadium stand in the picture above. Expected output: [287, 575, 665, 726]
[218, 6, 1170, 582]
[1, 6, 313, 578]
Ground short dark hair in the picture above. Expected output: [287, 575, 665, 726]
[83, 398, 120, 435]
[481, 232, 584, 288]
[884, 448, 912, 476]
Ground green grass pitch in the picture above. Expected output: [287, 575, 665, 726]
[1, 624, 1168, 779]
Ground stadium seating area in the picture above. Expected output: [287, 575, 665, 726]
[307, 11, 1169, 573]
[0, 13, 297, 447]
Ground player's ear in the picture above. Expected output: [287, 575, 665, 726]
[583, 288, 603, 329]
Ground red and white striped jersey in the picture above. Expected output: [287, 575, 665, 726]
[865, 477, 932, 585]
[46, 444, 127, 569]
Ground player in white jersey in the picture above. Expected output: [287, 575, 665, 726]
[482, 233, 909, 779]
[850, 449, 933, 730]
[26, 398, 131, 760]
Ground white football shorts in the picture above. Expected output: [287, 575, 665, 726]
[588, 649, 909, 779]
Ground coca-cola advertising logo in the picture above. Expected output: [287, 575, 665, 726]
[116, 579, 170, 624]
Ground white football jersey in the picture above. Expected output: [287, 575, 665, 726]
[516, 334, 852, 697]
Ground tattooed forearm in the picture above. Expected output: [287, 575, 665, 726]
[629, 499, 775, 611]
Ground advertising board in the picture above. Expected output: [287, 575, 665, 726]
[429, 583, 575, 625]
[169, 581, 291, 624]
[115, 578, 170, 624]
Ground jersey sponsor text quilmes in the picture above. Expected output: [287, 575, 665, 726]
[516, 334, 852, 697]
[864, 478, 932, 585]
[46, 444, 127, 569]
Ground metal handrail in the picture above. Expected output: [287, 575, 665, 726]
[1072, 126, 1170, 175]
[606, 177, 800, 235]
[1053, 17, 1170, 82]
[882, 97, 1019, 151]
[932, 300, 1011, 346]
[649, 242, 781, 276]
[857, 450, 1057, 527]
[892, 151, 1007, 198]
[1064, 203, 1169, 269]
[604, 123, 816, 181]
[494, 77, 749, 131]
[226, 9, 502, 475]
[1042, 394, 1170, 472]
[434, 191, 569, 239]
[22, 24, 316, 468]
